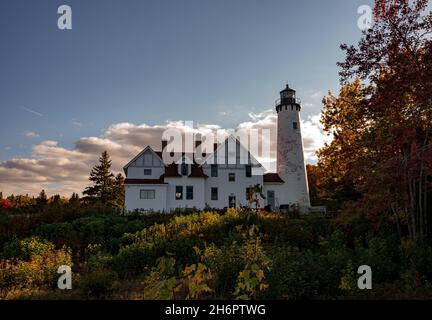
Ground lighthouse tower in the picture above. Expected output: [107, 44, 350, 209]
[276, 84, 310, 212]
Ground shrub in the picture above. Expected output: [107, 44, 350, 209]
[142, 257, 180, 299]
[355, 233, 401, 283]
[79, 268, 119, 299]
[402, 240, 432, 281]
[205, 244, 244, 297]
[111, 243, 157, 278]
[234, 239, 271, 300]
[0, 237, 72, 298]
[264, 247, 342, 299]
[262, 218, 316, 249]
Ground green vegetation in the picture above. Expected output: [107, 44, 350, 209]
[1, 205, 432, 299]
[1, 0, 432, 300]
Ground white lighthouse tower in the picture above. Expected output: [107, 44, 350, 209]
[276, 84, 310, 212]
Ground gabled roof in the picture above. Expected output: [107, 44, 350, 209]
[199, 135, 263, 168]
[124, 135, 266, 177]
[123, 146, 163, 171]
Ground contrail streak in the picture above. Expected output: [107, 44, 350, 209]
[21, 107, 43, 117]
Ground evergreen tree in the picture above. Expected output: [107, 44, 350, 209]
[83, 151, 115, 204]
[113, 173, 125, 209]
[69, 192, 80, 204]
[0, 192, 3, 200]
[36, 190, 48, 206]
[50, 194, 62, 205]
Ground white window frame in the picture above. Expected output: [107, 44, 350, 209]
[140, 189, 155, 199]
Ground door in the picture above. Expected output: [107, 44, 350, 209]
[267, 190, 275, 208]
[229, 195, 236, 208]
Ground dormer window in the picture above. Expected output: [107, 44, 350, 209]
[181, 163, 188, 176]
[246, 165, 252, 177]
[229, 173, 236, 182]
[211, 164, 218, 177]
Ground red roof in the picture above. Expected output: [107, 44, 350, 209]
[263, 173, 284, 183]
[164, 163, 182, 177]
[156, 151, 204, 164]
[124, 178, 167, 185]
[155, 151, 163, 158]
[188, 164, 208, 178]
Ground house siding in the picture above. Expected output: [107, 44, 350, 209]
[125, 184, 168, 212]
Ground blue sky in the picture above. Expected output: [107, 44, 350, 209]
[0, 0, 373, 195]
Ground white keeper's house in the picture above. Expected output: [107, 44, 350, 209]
[123, 85, 311, 213]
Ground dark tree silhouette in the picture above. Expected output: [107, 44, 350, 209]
[83, 151, 124, 210]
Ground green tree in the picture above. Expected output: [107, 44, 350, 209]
[83, 151, 124, 210]
[13, 195, 34, 209]
[36, 190, 48, 206]
[112, 173, 125, 210]
[69, 192, 80, 205]
[83, 151, 115, 203]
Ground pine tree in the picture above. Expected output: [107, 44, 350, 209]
[36, 189, 48, 206]
[83, 151, 115, 204]
[50, 194, 62, 205]
[113, 173, 125, 209]
[69, 192, 80, 204]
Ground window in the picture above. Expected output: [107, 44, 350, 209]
[229, 195, 236, 208]
[211, 187, 218, 201]
[211, 164, 218, 177]
[245, 165, 252, 178]
[229, 173, 235, 182]
[175, 186, 183, 200]
[186, 186, 193, 200]
[293, 122, 298, 130]
[144, 169, 152, 176]
[140, 189, 155, 199]
[181, 163, 188, 176]
[246, 187, 251, 199]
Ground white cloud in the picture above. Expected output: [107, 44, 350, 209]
[0, 111, 330, 196]
[301, 114, 332, 162]
[24, 131, 40, 138]
[72, 121, 83, 127]
[310, 91, 324, 99]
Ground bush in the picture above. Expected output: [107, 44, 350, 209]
[0, 237, 72, 298]
[355, 233, 401, 283]
[79, 268, 119, 299]
[402, 240, 432, 281]
[205, 244, 244, 297]
[261, 217, 316, 249]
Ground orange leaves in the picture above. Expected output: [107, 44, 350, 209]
[374, 0, 409, 21]
[181, 247, 213, 300]
[0, 199, 12, 209]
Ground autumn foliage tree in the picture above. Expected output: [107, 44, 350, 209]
[319, 0, 432, 240]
